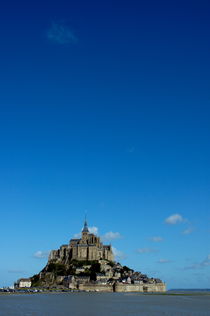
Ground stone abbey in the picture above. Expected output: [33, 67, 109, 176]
[49, 220, 114, 263]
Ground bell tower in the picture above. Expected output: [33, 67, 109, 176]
[82, 218, 89, 242]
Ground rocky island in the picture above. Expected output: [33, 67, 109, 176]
[18, 221, 166, 292]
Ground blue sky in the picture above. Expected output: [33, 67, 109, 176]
[0, 0, 210, 289]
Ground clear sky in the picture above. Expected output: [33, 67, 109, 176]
[0, 0, 209, 289]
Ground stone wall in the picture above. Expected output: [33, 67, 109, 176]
[147, 283, 166, 292]
[114, 284, 143, 292]
[78, 283, 113, 292]
[78, 282, 166, 292]
[115, 283, 166, 292]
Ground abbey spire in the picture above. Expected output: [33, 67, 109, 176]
[82, 219, 89, 233]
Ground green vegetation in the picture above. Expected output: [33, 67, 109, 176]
[70, 259, 99, 267]
[123, 266, 133, 273]
[107, 260, 115, 267]
[66, 266, 76, 275]
[89, 262, 101, 281]
[72, 261, 102, 280]
[90, 262, 101, 273]
[45, 260, 102, 280]
[31, 274, 41, 287]
[47, 263, 67, 276]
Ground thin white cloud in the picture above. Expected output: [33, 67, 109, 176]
[33, 251, 49, 259]
[165, 214, 185, 225]
[150, 236, 164, 242]
[112, 247, 126, 260]
[137, 248, 158, 254]
[102, 231, 122, 242]
[89, 226, 99, 235]
[73, 232, 81, 238]
[182, 227, 194, 235]
[184, 254, 210, 270]
[74, 226, 99, 238]
[157, 259, 172, 264]
[46, 22, 78, 44]
[201, 255, 210, 267]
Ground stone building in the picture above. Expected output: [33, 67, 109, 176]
[49, 220, 114, 263]
[16, 278, 32, 288]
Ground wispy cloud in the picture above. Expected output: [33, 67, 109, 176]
[157, 259, 172, 264]
[46, 21, 78, 44]
[102, 231, 122, 242]
[74, 226, 99, 238]
[74, 232, 81, 238]
[112, 247, 126, 260]
[74, 227, 121, 242]
[33, 251, 49, 259]
[165, 214, 185, 225]
[89, 226, 99, 235]
[184, 254, 210, 270]
[182, 227, 194, 235]
[137, 248, 158, 254]
[150, 236, 164, 243]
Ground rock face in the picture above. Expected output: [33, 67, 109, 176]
[30, 221, 166, 292]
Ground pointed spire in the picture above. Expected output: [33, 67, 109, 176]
[82, 215, 89, 233]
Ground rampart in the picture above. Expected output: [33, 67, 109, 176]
[114, 283, 166, 292]
[78, 282, 166, 292]
[78, 283, 113, 292]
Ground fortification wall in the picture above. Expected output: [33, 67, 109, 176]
[115, 283, 166, 292]
[78, 283, 113, 292]
[78, 282, 166, 292]
[146, 283, 166, 292]
[115, 284, 143, 292]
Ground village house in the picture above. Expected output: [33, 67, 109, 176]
[17, 278, 32, 288]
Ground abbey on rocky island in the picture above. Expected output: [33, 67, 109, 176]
[49, 220, 114, 263]
[16, 219, 166, 292]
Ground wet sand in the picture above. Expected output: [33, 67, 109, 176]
[0, 292, 210, 316]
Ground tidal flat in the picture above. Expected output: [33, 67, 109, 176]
[0, 292, 210, 316]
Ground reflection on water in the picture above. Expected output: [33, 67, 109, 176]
[0, 292, 210, 316]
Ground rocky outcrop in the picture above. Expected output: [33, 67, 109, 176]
[30, 259, 166, 292]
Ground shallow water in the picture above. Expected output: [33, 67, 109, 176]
[0, 292, 210, 316]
